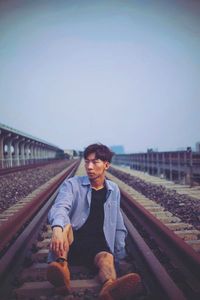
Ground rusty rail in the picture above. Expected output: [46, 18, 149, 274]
[0, 160, 80, 254]
[123, 212, 187, 300]
[121, 189, 200, 298]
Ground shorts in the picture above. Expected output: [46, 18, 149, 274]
[68, 236, 111, 267]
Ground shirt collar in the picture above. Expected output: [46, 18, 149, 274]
[81, 176, 114, 191]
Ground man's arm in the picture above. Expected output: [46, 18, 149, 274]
[48, 179, 74, 228]
[114, 188, 128, 260]
[48, 179, 74, 256]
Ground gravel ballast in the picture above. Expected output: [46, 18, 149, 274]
[0, 160, 73, 213]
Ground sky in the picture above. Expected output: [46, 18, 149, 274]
[0, 0, 200, 153]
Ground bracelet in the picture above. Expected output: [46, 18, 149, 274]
[52, 225, 63, 231]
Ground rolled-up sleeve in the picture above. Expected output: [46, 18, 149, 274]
[48, 179, 74, 229]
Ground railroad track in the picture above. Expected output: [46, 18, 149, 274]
[0, 161, 199, 299]
[106, 168, 200, 299]
[0, 160, 80, 297]
[107, 167, 200, 254]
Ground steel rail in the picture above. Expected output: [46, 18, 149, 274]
[0, 161, 79, 300]
[120, 189, 200, 295]
[0, 160, 80, 254]
[122, 212, 187, 300]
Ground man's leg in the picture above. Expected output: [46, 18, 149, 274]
[95, 251, 141, 300]
[46, 224, 73, 295]
[94, 251, 117, 283]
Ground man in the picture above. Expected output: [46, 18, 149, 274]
[47, 143, 141, 299]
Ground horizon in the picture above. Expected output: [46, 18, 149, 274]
[0, 120, 199, 154]
[0, 0, 199, 152]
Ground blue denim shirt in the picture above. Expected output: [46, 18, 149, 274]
[48, 176, 127, 260]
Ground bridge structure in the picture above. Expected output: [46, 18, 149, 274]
[112, 149, 200, 185]
[0, 123, 64, 168]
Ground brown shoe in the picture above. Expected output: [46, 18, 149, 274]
[99, 273, 141, 300]
[47, 261, 70, 295]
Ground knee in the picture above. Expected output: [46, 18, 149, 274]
[94, 251, 114, 267]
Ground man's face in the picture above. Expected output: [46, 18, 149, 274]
[84, 152, 109, 181]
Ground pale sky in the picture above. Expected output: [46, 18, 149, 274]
[0, 0, 200, 153]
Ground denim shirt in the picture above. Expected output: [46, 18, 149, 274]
[48, 176, 127, 260]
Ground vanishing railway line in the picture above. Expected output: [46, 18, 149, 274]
[0, 160, 200, 300]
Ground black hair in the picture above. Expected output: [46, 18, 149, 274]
[83, 143, 114, 163]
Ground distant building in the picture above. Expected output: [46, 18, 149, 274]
[64, 149, 74, 159]
[110, 145, 125, 154]
[196, 142, 200, 153]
